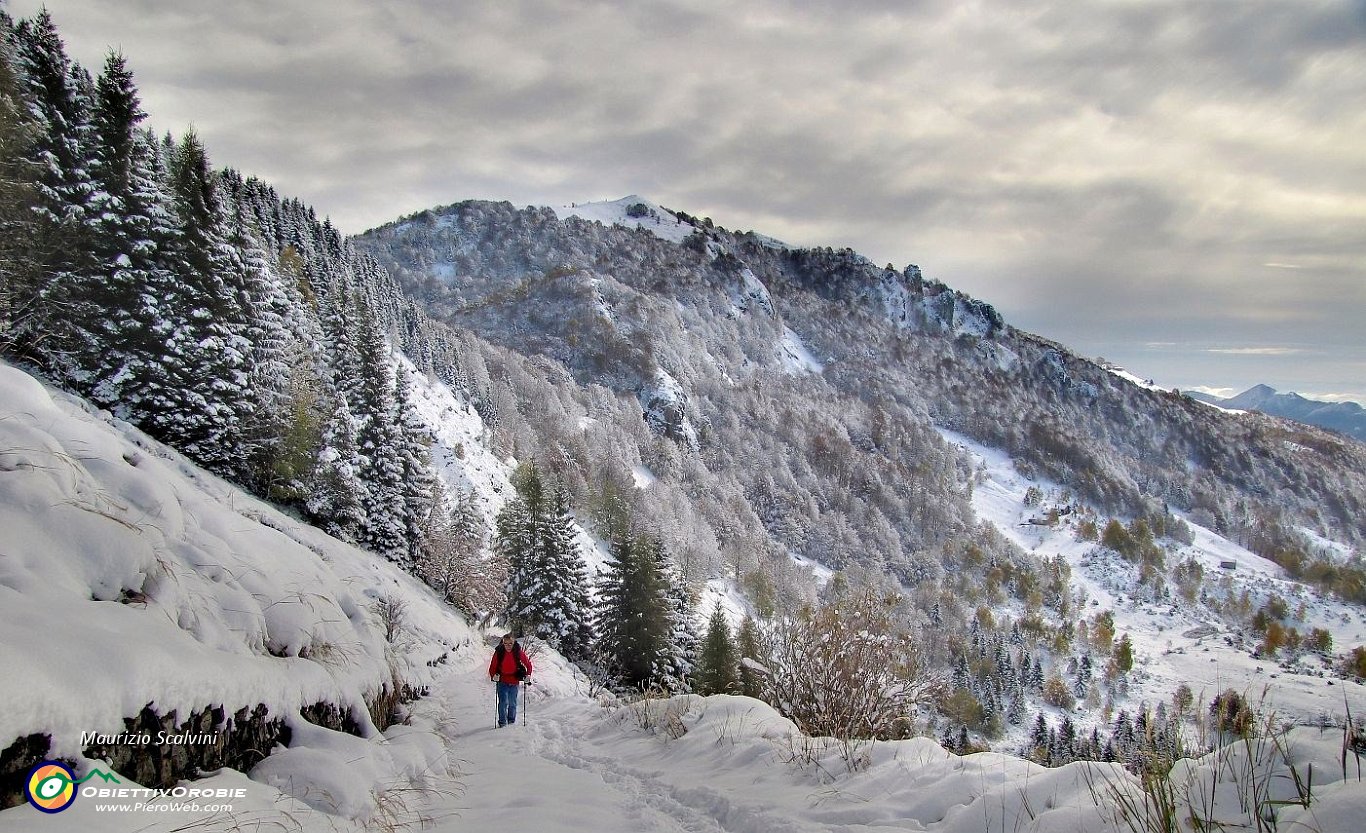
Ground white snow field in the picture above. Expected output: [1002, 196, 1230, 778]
[2, 360, 1365, 832]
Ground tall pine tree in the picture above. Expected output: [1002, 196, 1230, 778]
[0, 12, 41, 343]
[353, 297, 407, 559]
[498, 466, 594, 659]
[594, 530, 694, 693]
[395, 364, 438, 563]
[79, 53, 180, 412]
[649, 536, 698, 692]
[305, 391, 366, 541]
[10, 10, 97, 367]
[694, 604, 739, 696]
[594, 533, 667, 690]
[136, 130, 253, 473]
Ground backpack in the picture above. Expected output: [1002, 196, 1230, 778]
[494, 642, 529, 680]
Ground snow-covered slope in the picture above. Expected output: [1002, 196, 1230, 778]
[399, 353, 515, 527]
[943, 428, 1366, 730]
[0, 359, 470, 826]
[551, 195, 698, 244]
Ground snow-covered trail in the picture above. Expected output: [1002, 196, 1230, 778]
[408, 642, 1119, 833]
[420, 648, 744, 832]
[431, 684, 681, 829]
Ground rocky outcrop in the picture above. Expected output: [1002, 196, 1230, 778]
[82, 703, 291, 791]
[1, 734, 52, 809]
[1, 683, 425, 808]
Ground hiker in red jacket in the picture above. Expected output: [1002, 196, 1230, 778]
[489, 633, 533, 726]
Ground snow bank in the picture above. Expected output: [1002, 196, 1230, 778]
[0, 360, 474, 827]
[582, 692, 1121, 833]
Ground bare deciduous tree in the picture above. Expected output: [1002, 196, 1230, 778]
[415, 484, 504, 617]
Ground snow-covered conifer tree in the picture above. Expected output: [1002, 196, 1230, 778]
[77, 54, 182, 415]
[353, 299, 407, 559]
[0, 17, 42, 341]
[650, 536, 698, 692]
[498, 468, 594, 658]
[130, 130, 254, 473]
[538, 486, 594, 659]
[694, 603, 739, 695]
[594, 533, 666, 690]
[306, 393, 367, 542]
[10, 10, 97, 366]
[499, 463, 546, 634]
[394, 364, 438, 563]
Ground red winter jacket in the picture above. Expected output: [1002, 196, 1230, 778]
[489, 643, 533, 684]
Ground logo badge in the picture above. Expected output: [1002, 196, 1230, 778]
[26, 761, 78, 814]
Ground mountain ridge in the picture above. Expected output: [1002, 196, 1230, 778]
[355, 197, 1366, 557]
[1190, 384, 1366, 442]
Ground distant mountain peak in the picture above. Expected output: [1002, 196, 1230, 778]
[1212, 384, 1365, 442]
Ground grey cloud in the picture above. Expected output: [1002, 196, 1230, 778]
[10, 0, 1364, 400]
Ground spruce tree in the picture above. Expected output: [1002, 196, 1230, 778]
[320, 272, 363, 411]
[538, 486, 594, 659]
[221, 178, 300, 491]
[0, 14, 40, 340]
[649, 536, 698, 692]
[1030, 713, 1050, 757]
[695, 604, 739, 695]
[500, 463, 546, 635]
[736, 615, 766, 699]
[353, 298, 407, 559]
[306, 393, 367, 541]
[10, 10, 97, 366]
[78, 54, 182, 415]
[594, 533, 669, 690]
[498, 468, 593, 658]
[133, 130, 253, 474]
[394, 364, 438, 563]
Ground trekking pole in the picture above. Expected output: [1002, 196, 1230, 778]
[493, 679, 499, 729]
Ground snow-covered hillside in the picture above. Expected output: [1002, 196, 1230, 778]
[0, 359, 466, 826]
[943, 428, 1366, 731]
[3, 360, 1364, 833]
[398, 353, 515, 530]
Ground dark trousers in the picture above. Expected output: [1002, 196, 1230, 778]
[496, 681, 520, 725]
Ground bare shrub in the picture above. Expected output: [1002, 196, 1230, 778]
[763, 587, 941, 740]
[372, 594, 408, 645]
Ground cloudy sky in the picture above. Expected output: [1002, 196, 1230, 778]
[14, 0, 1365, 402]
